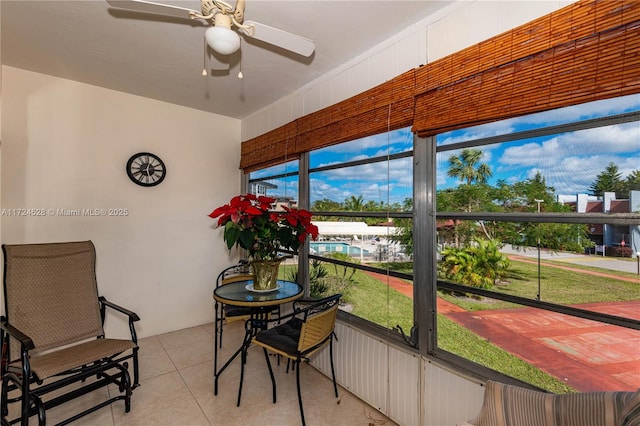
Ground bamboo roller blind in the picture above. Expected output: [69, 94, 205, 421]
[240, 70, 416, 171]
[413, 0, 640, 136]
[241, 0, 640, 171]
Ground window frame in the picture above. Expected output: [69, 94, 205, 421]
[246, 105, 640, 388]
[426, 110, 640, 379]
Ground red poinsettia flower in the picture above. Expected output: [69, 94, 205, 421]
[209, 194, 317, 260]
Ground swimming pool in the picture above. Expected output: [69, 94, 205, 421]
[310, 242, 370, 256]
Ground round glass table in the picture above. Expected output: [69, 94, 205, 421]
[213, 279, 303, 307]
[212, 279, 303, 401]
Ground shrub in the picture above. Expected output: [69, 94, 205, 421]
[438, 238, 510, 289]
[286, 257, 354, 300]
[607, 246, 633, 258]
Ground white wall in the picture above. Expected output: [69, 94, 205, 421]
[1, 66, 241, 338]
[241, 0, 574, 141]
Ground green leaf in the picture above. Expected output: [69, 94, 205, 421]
[224, 222, 241, 250]
[239, 229, 255, 250]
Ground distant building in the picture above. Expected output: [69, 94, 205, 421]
[562, 191, 639, 256]
[248, 181, 277, 197]
[248, 181, 297, 210]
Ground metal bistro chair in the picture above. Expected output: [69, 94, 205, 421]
[0, 241, 140, 426]
[249, 294, 341, 426]
[214, 260, 253, 351]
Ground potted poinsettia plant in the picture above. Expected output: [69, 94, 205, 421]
[209, 194, 318, 290]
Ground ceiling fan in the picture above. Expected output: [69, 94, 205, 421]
[107, 0, 315, 57]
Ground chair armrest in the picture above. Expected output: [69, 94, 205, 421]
[99, 297, 140, 344]
[293, 294, 341, 310]
[99, 296, 140, 321]
[292, 297, 321, 309]
[0, 318, 35, 351]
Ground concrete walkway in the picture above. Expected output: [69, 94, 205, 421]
[501, 245, 640, 276]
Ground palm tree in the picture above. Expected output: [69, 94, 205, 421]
[344, 195, 365, 212]
[311, 198, 343, 220]
[447, 148, 492, 185]
[447, 149, 492, 246]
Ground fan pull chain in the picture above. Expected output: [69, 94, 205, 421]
[237, 39, 244, 79]
[202, 37, 208, 76]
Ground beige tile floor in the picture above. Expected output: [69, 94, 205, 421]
[9, 321, 397, 425]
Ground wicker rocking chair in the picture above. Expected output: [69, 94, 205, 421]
[0, 241, 140, 426]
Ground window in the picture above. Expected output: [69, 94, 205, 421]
[248, 160, 299, 209]
[307, 128, 414, 332]
[246, 96, 640, 393]
[433, 95, 640, 392]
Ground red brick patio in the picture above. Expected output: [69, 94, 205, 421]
[365, 270, 640, 392]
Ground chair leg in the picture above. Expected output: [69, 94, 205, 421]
[132, 348, 140, 388]
[219, 320, 224, 349]
[1, 376, 8, 419]
[34, 394, 45, 426]
[120, 366, 133, 413]
[219, 320, 225, 350]
[215, 303, 224, 349]
[237, 345, 248, 407]
[213, 321, 219, 390]
[20, 362, 30, 426]
[262, 348, 277, 403]
[295, 359, 306, 426]
[329, 336, 338, 398]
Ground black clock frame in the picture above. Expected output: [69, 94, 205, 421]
[126, 152, 166, 187]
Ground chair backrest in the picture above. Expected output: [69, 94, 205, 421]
[3, 241, 104, 356]
[216, 260, 252, 287]
[297, 294, 341, 355]
[221, 274, 254, 285]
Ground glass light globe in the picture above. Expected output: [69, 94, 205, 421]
[205, 26, 240, 55]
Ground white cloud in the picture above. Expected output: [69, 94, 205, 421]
[438, 118, 640, 194]
[310, 160, 411, 205]
[438, 94, 640, 147]
[555, 123, 640, 154]
[316, 127, 412, 155]
[500, 138, 560, 167]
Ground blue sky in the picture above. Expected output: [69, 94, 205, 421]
[252, 94, 640, 205]
[437, 94, 640, 196]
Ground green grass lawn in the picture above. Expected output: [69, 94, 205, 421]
[343, 269, 414, 332]
[341, 265, 580, 393]
[441, 259, 640, 311]
[290, 258, 640, 393]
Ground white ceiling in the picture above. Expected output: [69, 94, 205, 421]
[1, 0, 453, 120]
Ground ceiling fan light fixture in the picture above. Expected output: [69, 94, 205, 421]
[205, 26, 240, 55]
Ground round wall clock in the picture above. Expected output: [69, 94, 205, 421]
[126, 152, 166, 187]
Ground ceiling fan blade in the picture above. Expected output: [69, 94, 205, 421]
[243, 20, 315, 57]
[106, 0, 200, 20]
